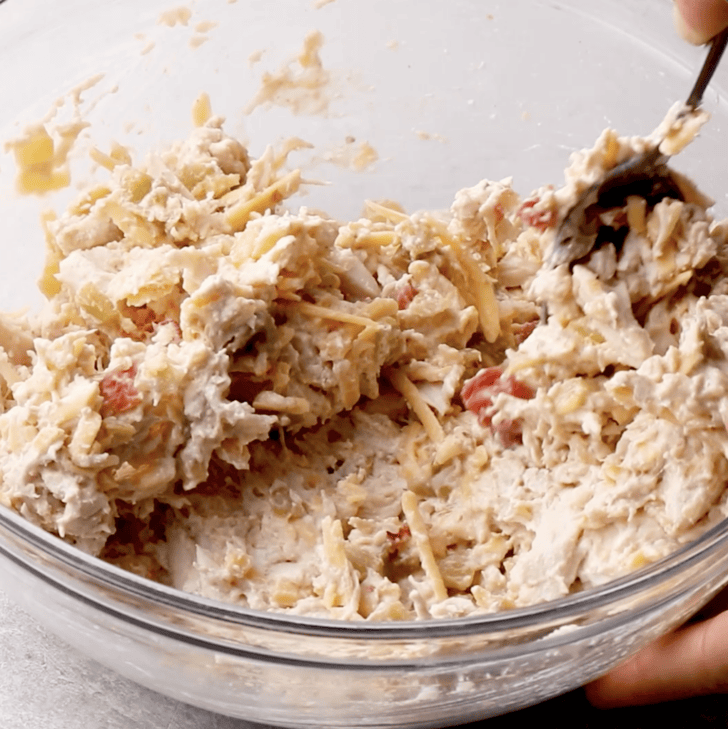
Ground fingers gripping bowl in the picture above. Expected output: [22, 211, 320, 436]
[3, 0, 728, 726]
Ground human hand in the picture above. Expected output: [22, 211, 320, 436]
[674, 0, 728, 44]
[585, 608, 728, 707]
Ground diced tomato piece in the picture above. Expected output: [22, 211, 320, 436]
[386, 524, 411, 561]
[513, 319, 538, 345]
[493, 418, 525, 448]
[461, 367, 503, 403]
[100, 365, 141, 417]
[461, 366, 533, 446]
[395, 282, 417, 310]
[517, 198, 557, 232]
[508, 379, 535, 400]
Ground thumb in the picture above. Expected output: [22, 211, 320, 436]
[674, 0, 728, 44]
[585, 610, 728, 708]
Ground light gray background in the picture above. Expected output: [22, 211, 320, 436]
[0, 588, 272, 729]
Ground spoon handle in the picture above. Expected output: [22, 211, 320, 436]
[686, 26, 728, 109]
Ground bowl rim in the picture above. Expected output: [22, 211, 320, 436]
[1, 501, 728, 641]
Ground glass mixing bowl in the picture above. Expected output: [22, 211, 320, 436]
[3, 505, 728, 727]
[2, 0, 728, 726]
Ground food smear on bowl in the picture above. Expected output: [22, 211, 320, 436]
[1, 101, 728, 621]
[316, 137, 380, 172]
[244, 30, 338, 117]
[157, 6, 193, 28]
[4, 74, 107, 195]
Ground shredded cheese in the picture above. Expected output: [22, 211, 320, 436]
[225, 170, 302, 231]
[389, 368, 444, 444]
[401, 490, 448, 603]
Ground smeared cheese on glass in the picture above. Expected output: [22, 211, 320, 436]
[319, 138, 379, 172]
[1, 108, 728, 621]
[4, 74, 106, 195]
[244, 31, 337, 116]
[158, 6, 192, 28]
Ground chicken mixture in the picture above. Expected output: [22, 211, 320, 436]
[1, 105, 727, 620]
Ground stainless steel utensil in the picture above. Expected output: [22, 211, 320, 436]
[551, 26, 728, 268]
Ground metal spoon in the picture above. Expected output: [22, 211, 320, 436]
[550, 27, 728, 268]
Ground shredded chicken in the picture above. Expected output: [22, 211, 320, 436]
[2, 109, 728, 620]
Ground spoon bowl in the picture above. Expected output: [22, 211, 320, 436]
[551, 26, 728, 268]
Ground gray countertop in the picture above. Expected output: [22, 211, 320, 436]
[0, 589, 270, 729]
[3, 586, 728, 729]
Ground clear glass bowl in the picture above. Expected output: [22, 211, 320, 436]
[2, 1, 728, 726]
[3, 505, 728, 727]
